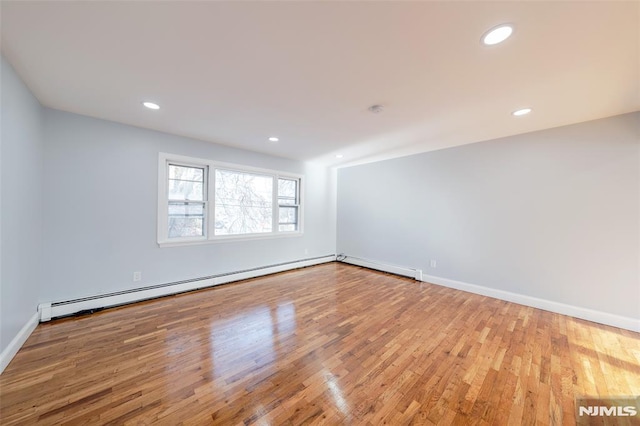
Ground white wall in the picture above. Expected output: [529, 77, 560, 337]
[42, 109, 336, 303]
[338, 113, 639, 320]
[0, 57, 44, 353]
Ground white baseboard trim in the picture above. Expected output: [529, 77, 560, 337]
[0, 312, 39, 375]
[340, 255, 422, 280]
[421, 273, 640, 333]
[41, 255, 336, 321]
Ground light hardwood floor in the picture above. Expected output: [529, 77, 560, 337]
[1, 263, 638, 425]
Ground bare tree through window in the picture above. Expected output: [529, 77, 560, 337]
[215, 169, 273, 235]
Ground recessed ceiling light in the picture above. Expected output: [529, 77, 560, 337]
[142, 101, 160, 110]
[336, 154, 344, 159]
[482, 24, 513, 46]
[268, 137, 279, 142]
[512, 108, 532, 116]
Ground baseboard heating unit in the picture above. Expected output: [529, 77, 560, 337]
[38, 255, 336, 321]
[337, 254, 423, 281]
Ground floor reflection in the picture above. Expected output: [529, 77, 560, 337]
[210, 301, 297, 380]
[324, 370, 349, 416]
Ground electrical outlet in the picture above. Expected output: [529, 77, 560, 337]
[304, 248, 309, 255]
[430, 259, 437, 268]
[133, 271, 142, 282]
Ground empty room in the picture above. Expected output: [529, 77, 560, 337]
[1, 1, 639, 425]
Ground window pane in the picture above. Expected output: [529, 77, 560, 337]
[279, 206, 298, 225]
[169, 165, 203, 181]
[168, 202, 205, 238]
[168, 181, 204, 201]
[278, 178, 298, 205]
[215, 169, 273, 235]
[278, 179, 297, 198]
[168, 165, 205, 201]
[215, 206, 273, 235]
[279, 224, 296, 232]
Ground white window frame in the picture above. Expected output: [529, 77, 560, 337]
[158, 153, 304, 247]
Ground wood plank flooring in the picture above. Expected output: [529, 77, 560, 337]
[1, 263, 638, 425]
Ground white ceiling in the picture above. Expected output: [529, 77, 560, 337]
[2, 1, 638, 166]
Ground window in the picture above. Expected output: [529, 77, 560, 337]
[158, 153, 302, 246]
[278, 178, 299, 232]
[168, 164, 206, 238]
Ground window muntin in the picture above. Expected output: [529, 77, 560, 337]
[158, 154, 302, 246]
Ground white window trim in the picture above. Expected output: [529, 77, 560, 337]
[158, 152, 304, 247]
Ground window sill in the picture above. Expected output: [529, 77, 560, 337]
[158, 231, 304, 248]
